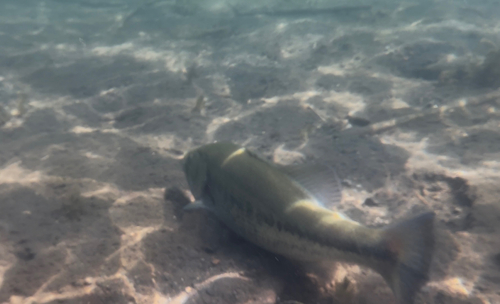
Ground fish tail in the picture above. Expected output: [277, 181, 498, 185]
[381, 212, 435, 304]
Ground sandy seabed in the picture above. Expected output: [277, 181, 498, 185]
[0, 0, 499, 303]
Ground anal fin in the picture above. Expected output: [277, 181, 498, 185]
[183, 200, 210, 211]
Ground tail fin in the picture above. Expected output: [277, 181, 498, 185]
[381, 212, 435, 304]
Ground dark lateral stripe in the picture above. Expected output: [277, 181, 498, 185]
[279, 218, 395, 262]
[204, 174, 396, 262]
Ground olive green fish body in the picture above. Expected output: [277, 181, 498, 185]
[183, 142, 435, 304]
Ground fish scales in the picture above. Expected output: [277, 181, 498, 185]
[183, 142, 435, 304]
[197, 144, 386, 262]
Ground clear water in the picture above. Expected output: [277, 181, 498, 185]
[0, 1, 499, 303]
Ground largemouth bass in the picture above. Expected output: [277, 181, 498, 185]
[183, 142, 435, 304]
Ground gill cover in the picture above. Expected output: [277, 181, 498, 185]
[183, 149, 208, 199]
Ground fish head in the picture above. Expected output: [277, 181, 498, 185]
[182, 148, 208, 199]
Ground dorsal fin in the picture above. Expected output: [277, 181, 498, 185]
[278, 163, 343, 209]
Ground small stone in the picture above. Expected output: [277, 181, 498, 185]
[341, 179, 353, 187]
[211, 258, 220, 265]
[363, 197, 379, 207]
[346, 115, 370, 127]
[164, 186, 191, 207]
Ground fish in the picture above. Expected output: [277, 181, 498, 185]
[182, 142, 435, 304]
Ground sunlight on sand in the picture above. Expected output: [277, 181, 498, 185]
[1, 1, 500, 303]
[0, 162, 183, 304]
[91, 43, 192, 73]
[8, 269, 147, 304]
[164, 272, 249, 304]
[71, 126, 96, 134]
[317, 64, 346, 76]
[280, 34, 323, 59]
[0, 162, 43, 185]
[6, 270, 248, 304]
[272, 144, 305, 165]
[379, 132, 500, 182]
[323, 90, 366, 114]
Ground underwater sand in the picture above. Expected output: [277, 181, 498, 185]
[0, 0, 499, 303]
